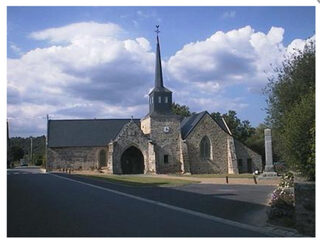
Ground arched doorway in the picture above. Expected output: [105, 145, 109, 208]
[121, 146, 144, 174]
[98, 149, 107, 168]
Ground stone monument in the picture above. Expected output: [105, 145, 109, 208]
[259, 129, 277, 178]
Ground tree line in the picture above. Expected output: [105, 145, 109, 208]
[8, 136, 46, 167]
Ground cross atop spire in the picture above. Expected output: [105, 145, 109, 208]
[155, 25, 160, 35]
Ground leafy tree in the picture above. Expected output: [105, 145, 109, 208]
[171, 102, 192, 117]
[265, 41, 315, 180]
[210, 111, 222, 121]
[245, 123, 267, 164]
[9, 146, 24, 162]
[210, 110, 255, 143]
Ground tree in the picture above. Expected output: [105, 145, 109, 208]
[265, 41, 315, 180]
[9, 146, 24, 162]
[171, 102, 192, 117]
[210, 110, 255, 143]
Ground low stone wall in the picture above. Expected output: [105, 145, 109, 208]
[294, 181, 315, 236]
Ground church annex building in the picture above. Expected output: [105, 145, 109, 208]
[47, 31, 262, 175]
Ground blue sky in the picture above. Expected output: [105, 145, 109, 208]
[7, 6, 315, 137]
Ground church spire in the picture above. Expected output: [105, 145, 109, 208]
[148, 25, 172, 115]
[155, 25, 164, 88]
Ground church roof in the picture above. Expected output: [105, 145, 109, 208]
[181, 111, 207, 139]
[180, 111, 231, 139]
[48, 119, 140, 147]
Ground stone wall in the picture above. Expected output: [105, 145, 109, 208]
[141, 116, 151, 134]
[47, 146, 105, 171]
[185, 113, 229, 174]
[149, 114, 182, 174]
[234, 139, 262, 173]
[180, 139, 191, 173]
[227, 136, 239, 174]
[294, 181, 315, 236]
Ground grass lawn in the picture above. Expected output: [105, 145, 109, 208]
[77, 174, 200, 187]
[168, 173, 255, 179]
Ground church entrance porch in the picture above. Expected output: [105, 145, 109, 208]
[121, 146, 144, 174]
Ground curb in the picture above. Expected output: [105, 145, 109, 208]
[262, 224, 303, 237]
[40, 168, 47, 173]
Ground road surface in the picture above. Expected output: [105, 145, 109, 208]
[8, 168, 274, 237]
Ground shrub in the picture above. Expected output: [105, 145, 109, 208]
[267, 172, 295, 227]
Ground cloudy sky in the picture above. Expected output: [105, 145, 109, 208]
[7, 6, 315, 137]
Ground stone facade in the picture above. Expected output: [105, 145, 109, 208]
[234, 139, 262, 173]
[110, 120, 153, 174]
[47, 146, 106, 171]
[47, 114, 263, 174]
[149, 114, 182, 174]
[184, 113, 230, 174]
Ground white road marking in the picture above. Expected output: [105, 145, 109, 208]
[49, 173, 285, 237]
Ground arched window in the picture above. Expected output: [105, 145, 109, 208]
[200, 136, 211, 160]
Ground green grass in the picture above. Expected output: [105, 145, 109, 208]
[77, 174, 200, 187]
[168, 173, 255, 179]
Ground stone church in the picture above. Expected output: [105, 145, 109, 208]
[47, 32, 262, 174]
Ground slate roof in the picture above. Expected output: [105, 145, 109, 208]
[48, 112, 231, 147]
[181, 111, 207, 139]
[180, 111, 231, 139]
[48, 119, 140, 148]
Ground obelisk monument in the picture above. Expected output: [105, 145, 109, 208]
[259, 128, 277, 178]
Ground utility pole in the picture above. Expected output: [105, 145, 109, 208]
[46, 114, 49, 171]
[7, 119, 10, 168]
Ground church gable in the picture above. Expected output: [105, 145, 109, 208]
[181, 111, 230, 140]
[114, 120, 149, 144]
[111, 120, 151, 174]
[184, 112, 229, 174]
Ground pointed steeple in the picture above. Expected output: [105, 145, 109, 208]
[148, 25, 172, 115]
[155, 34, 164, 88]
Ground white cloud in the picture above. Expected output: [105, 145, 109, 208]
[168, 25, 314, 92]
[8, 21, 155, 136]
[9, 43, 23, 56]
[8, 22, 314, 137]
[167, 25, 314, 113]
[29, 22, 122, 43]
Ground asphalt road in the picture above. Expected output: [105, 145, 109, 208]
[8, 168, 274, 237]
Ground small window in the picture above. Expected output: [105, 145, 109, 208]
[164, 155, 169, 164]
[151, 96, 153, 104]
[238, 159, 243, 167]
[164, 96, 168, 103]
[158, 96, 161, 103]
